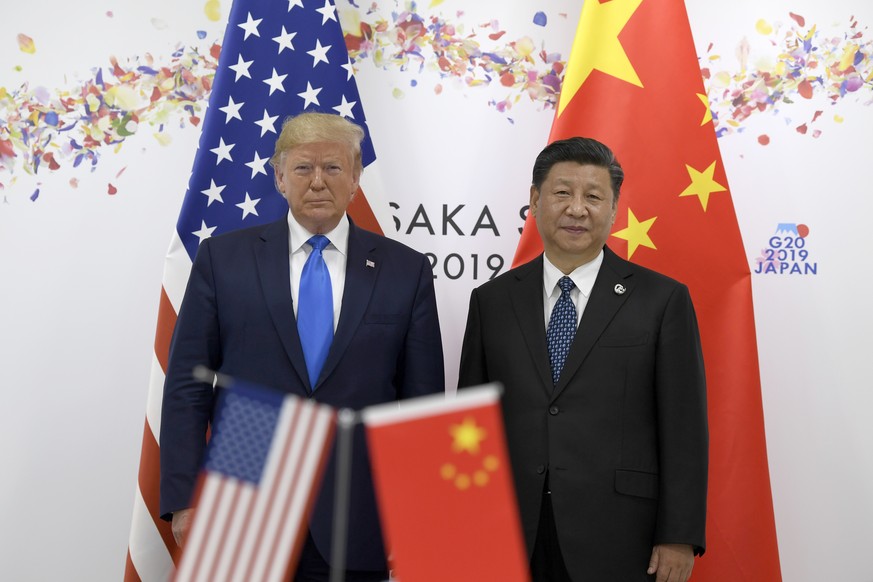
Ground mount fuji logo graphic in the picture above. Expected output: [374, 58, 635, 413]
[754, 223, 817, 275]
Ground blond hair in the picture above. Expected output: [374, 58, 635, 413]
[270, 112, 365, 172]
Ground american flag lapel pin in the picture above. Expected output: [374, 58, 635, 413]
[366, 259, 375, 268]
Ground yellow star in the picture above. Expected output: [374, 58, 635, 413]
[611, 208, 657, 259]
[697, 93, 713, 126]
[678, 161, 727, 211]
[449, 417, 486, 455]
[558, 0, 644, 115]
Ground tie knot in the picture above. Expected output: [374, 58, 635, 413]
[558, 276, 575, 294]
[308, 235, 329, 252]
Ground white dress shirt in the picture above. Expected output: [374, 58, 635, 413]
[288, 213, 349, 331]
[542, 250, 604, 330]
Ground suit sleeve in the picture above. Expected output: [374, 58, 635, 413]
[159, 240, 222, 519]
[653, 284, 709, 554]
[396, 254, 445, 399]
[458, 287, 488, 389]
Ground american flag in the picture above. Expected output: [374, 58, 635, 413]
[174, 381, 336, 582]
[124, 0, 386, 579]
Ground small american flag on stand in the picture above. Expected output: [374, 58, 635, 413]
[174, 380, 336, 582]
[124, 0, 386, 578]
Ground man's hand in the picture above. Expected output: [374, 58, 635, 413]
[647, 543, 694, 582]
[171, 508, 194, 547]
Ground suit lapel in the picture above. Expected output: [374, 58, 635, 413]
[316, 219, 377, 388]
[553, 247, 634, 399]
[255, 215, 311, 391]
[508, 257, 554, 395]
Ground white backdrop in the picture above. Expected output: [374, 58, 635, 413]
[1, 1, 871, 580]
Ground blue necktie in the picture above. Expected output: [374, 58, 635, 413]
[546, 276, 577, 386]
[297, 235, 333, 388]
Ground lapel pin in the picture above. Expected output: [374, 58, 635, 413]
[366, 259, 375, 268]
[614, 284, 626, 295]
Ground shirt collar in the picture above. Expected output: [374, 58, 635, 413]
[543, 249, 604, 298]
[287, 212, 349, 256]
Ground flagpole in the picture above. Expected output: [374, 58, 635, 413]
[193, 364, 233, 388]
[329, 408, 358, 582]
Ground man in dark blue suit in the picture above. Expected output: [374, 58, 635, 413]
[160, 112, 445, 581]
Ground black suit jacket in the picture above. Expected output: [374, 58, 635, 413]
[459, 246, 707, 580]
[160, 215, 445, 570]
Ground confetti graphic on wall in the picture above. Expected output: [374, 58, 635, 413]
[1, 7, 870, 201]
[339, 5, 568, 114]
[0, 41, 218, 197]
[703, 12, 872, 143]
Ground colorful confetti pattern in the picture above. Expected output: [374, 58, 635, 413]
[1, 41, 218, 197]
[340, 4, 568, 114]
[1, 8, 870, 201]
[703, 13, 872, 142]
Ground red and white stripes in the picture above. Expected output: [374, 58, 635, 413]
[175, 397, 335, 582]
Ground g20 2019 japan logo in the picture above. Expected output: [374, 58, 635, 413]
[754, 223, 817, 275]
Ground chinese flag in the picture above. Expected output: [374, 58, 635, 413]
[363, 385, 529, 582]
[514, 1, 782, 580]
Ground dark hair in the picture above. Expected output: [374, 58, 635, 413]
[531, 137, 624, 204]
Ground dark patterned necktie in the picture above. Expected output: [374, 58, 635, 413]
[546, 276, 577, 386]
[297, 235, 333, 388]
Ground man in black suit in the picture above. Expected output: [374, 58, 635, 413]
[160, 112, 445, 581]
[459, 137, 707, 581]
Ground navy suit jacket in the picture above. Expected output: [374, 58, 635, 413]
[459, 246, 707, 580]
[160, 215, 445, 570]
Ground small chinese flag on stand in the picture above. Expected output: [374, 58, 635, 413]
[363, 385, 530, 582]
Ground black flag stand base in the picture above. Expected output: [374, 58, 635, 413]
[329, 408, 358, 582]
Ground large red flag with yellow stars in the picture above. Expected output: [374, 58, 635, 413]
[514, 0, 782, 579]
[363, 385, 529, 582]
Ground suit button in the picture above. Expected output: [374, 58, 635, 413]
[536, 465, 545, 474]
[549, 406, 559, 415]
